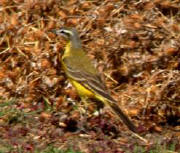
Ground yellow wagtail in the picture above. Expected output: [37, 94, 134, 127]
[52, 27, 137, 133]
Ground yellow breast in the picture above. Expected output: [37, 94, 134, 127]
[62, 41, 95, 99]
[70, 79, 94, 98]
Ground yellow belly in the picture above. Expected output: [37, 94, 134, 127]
[70, 79, 95, 98]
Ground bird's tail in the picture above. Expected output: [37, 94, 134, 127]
[107, 100, 137, 133]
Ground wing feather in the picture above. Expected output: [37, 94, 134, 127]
[65, 63, 115, 102]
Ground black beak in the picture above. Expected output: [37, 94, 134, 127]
[50, 28, 68, 39]
[51, 29, 57, 34]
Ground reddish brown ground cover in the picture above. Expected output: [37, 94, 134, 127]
[0, 0, 179, 152]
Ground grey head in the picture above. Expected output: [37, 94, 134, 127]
[52, 27, 82, 48]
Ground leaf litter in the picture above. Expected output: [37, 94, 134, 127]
[0, 0, 179, 152]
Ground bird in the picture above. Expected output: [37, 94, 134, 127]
[52, 27, 137, 133]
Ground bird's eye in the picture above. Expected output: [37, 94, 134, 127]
[60, 30, 65, 33]
[59, 29, 72, 38]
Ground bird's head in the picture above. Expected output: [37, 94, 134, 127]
[52, 27, 82, 48]
[52, 27, 79, 41]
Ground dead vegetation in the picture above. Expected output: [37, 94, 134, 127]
[0, 0, 179, 152]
